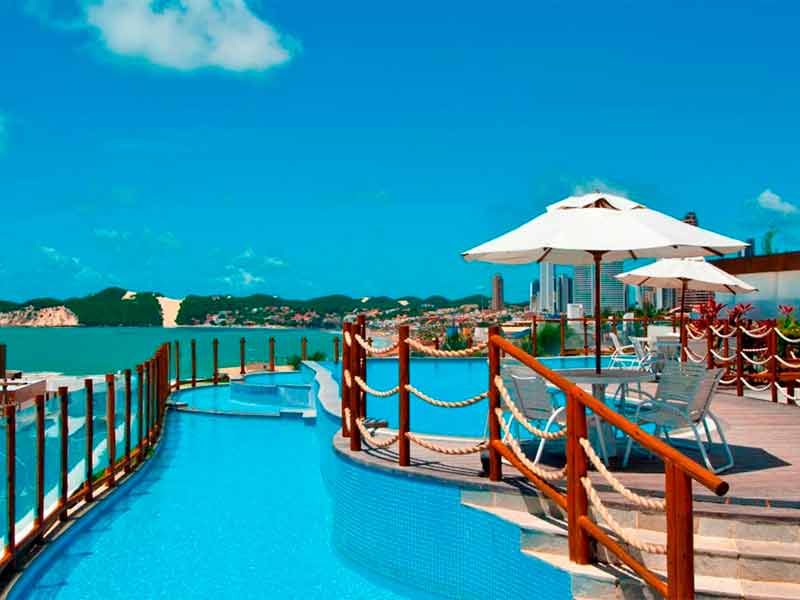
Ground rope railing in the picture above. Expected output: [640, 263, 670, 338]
[405, 384, 487, 408]
[740, 325, 771, 339]
[354, 333, 398, 356]
[709, 325, 737, 339]
[353, 375, 399, 397]
[740, 352, 771, 367]
[682, 347, 707, 363]
[405, 431, 488, 455]
[494, 376, 567, 439]
[708, 349, 735, 363]
[581, 477, 667, 555]
[345, 408, 400, 449]
[774, 383, 800, 402]
[405, 337, 488, 357]
[776, 329, 800, 344]
[774, 355, 800, 369]
[579, 438, 666, 511]
[494, 408, 566, 481]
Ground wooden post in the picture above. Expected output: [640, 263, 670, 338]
[240, 337, 246, 375]
[56, 386, 69, 521]
[583, 318, 589, 355]
[191, 339, 197, 387]
[735, 327, 744, 397]
[136, 365, 144, 458]
[643, 316, 649, 337]
[348, 322, 361, 452]
[566, 389, 590, 564]
[770, 325, 778, 403]
[340, 324, 351, 436]
[124, 369, 132, 473]
[560, 314, 566, 355]
[105, 375, 116, 488]
[174, 341, 181, 390]
[85, 380, 94, 501]
[433, 336, 440, 351]
[301, 336, 308, 361]
[487, 325, 502, 481]
[398, 325, 410, 466]
[6, 394, 16, 558]
[531, 316, 538, 357]
[666, 462, 695, 600]
[706, 325, 714, 370]
[35, 395, 45, 531]
[269, 337, 275, 371]
[212, 338, 219, 385]
[0, 343, 5, 379]
[145, 361, 152, 445]
[334, 336, 340, 364]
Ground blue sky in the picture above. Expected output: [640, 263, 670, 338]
[1, 1, 798, 302]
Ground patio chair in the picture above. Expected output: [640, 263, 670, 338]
[631, 337, 655, 372]
[622, 363, 733, 474]
[502, 368, 610, 465]
[609, 332, 640, 369]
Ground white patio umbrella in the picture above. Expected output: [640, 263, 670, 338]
[462, 193, 747, 372]
[615, 257, 757, 356]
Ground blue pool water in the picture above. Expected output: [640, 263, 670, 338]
[10, 360, 577, 600]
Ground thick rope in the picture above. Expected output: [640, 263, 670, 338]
[685, 325, 706, 340]
[579, 438, 666, 511]
[710, 325, 737, 339]
[774, 355, 800, 369]
[405, 338, 489, 357]
[741, 378, 772, 392]
[720, 376, 738, 385]
[494, 408, 567, 481]
[344, 331, 352, 347]
[740, 326, 771, 339]
[494, 376, 568, 440]
[353, 376, 399, 397]
[774, 383, 800, 402]
[582, 477, 667, 554]
[405, 432, 488, 455]
[683, 347, 707, 363]
[405, 384, 487, 408]
[709, 349, 735, 363]
[354, 333, 398, 356]
[345, 408, 400, 448]
[775, 329, 800, 344]
[740, 352, 771, 367]
[344, 369, 352, 388]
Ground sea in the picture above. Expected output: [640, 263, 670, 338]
[0, 327, 340, 378]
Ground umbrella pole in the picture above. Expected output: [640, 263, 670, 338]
[593, 252, 603, 374]
[679, 279, 687, 363]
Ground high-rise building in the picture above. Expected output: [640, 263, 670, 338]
[538, 262, 556, 314]
[743, 238, 755, 258]
[573, 262, 626, 315]
[556, 274, 573, 313]
[491, 273, 504, 311]
[681, 212, 714, 307]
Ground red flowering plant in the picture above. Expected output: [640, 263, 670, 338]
[694, 298, 726, 329]
[777, 305, 800, 341]
[727, 303, 753, 325]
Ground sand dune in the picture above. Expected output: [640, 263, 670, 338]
[157, 296, 183, 328]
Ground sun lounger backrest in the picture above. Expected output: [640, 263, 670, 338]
[508, 372, 554, 420]
[688, 368, 724, 421]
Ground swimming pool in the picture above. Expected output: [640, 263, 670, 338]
[9, 360, 576, 599]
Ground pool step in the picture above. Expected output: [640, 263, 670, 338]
[462, 489, 800, 600]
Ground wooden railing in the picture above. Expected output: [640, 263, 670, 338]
[0, 342, 172, 574]
[340, 318, 730, 600]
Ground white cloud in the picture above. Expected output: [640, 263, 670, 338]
[94, 227, 128, 240]
[40, 245, 105, 281]
[219, 265, 263, 287]
[85, 0, 292, 72]
[757, 189, 797, 215]
[572, 178, 628, 197]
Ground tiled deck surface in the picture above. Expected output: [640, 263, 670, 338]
[334, 389, 800, 522]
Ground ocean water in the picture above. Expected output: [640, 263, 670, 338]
[0, 327, 340, 377]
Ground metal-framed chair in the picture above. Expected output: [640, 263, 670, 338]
[609, 332, 640, 369]
[502, 368, 610, 465]
[622, 363, 733, 473]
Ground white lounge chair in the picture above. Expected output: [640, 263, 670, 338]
[502, 369, 610, 466]
[609, 332, 640, 369]
[622, 363, 733, 474]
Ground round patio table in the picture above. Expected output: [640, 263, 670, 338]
[557, 368, 656, 458]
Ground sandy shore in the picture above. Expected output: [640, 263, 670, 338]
[157, 296, 183, 328]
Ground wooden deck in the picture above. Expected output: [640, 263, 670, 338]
[334, 390, 800, 522]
